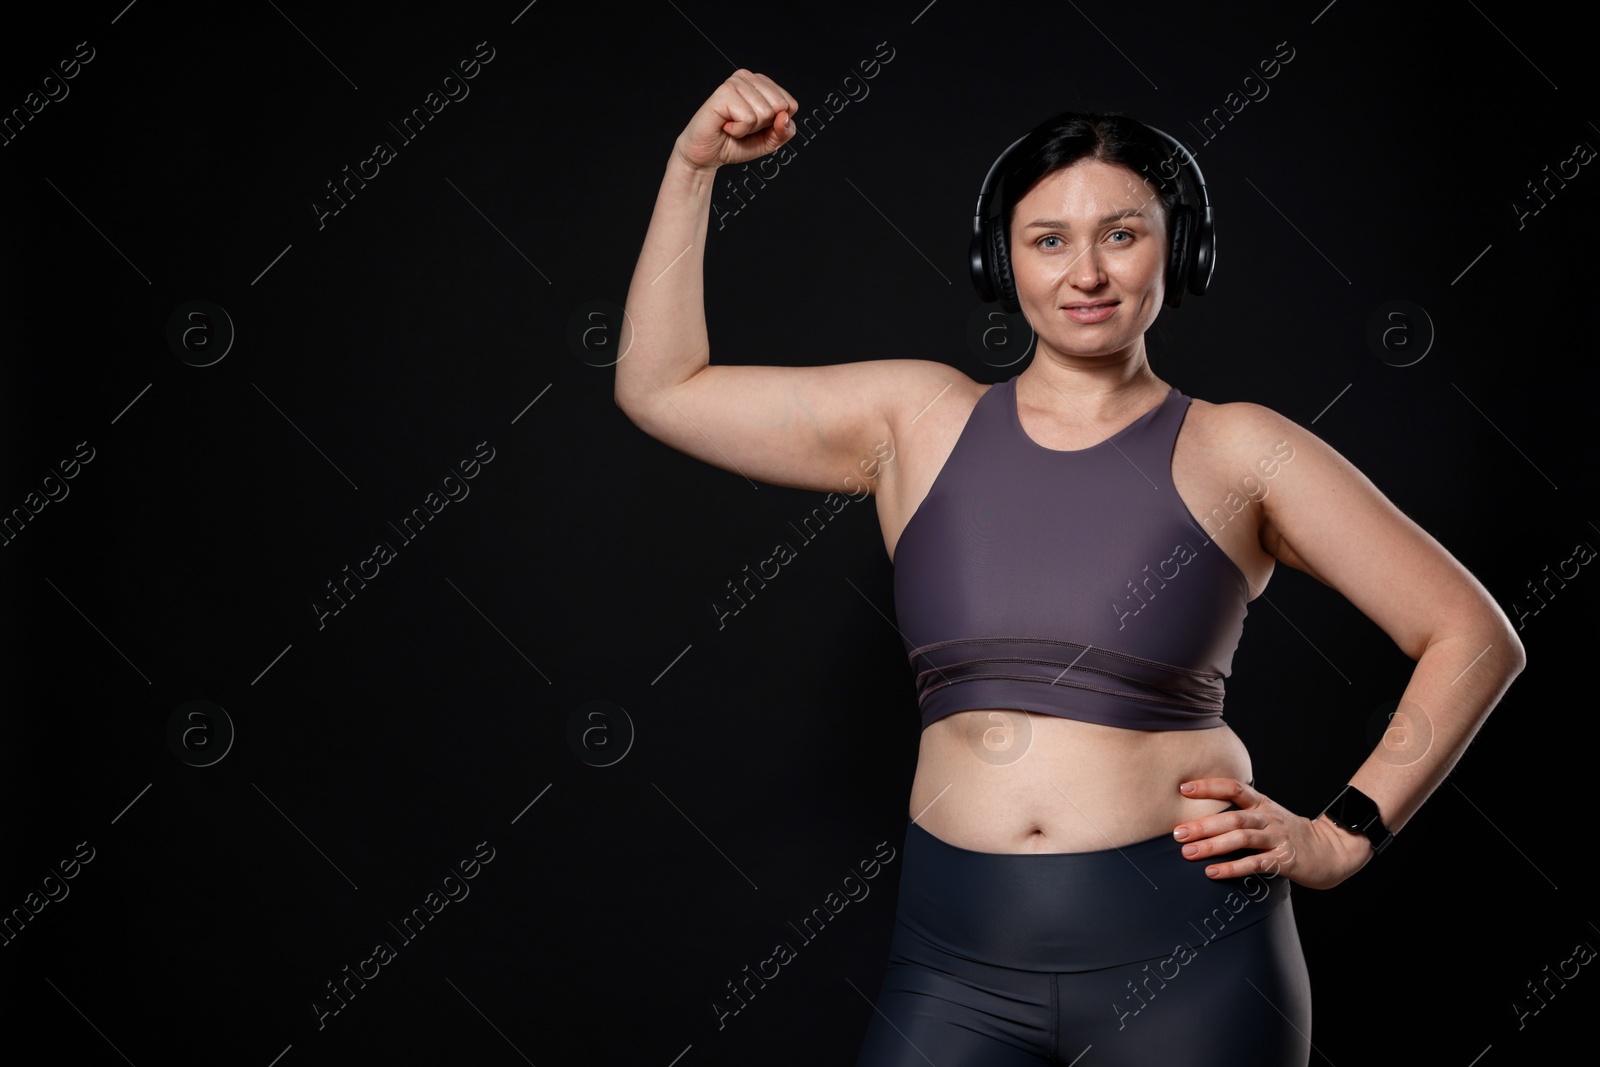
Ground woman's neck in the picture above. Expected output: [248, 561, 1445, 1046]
[1017, 347, 1167, 422]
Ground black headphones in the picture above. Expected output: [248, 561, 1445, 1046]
[968, 120, 1215, 311]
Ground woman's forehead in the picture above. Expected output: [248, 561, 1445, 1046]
[1014, 161, 1163, 219]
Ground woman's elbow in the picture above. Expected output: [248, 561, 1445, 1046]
[1503, 626, 1528, 678]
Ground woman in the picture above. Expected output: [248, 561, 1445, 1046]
[616, 71, 1525, 1065]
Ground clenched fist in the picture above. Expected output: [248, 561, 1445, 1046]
[674, 69, 800, 173]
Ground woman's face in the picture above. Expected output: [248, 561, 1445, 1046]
[1006, 159, 1169, 364]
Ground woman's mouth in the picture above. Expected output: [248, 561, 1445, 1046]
[1061, 301, 1118, 324]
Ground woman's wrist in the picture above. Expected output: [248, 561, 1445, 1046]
[670, 138, 722, 181]
[1314, 812, 1377, 882]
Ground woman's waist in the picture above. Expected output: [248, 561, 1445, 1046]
[911, 709, 1252, 853]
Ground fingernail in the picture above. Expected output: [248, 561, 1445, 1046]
[1180, 782, 1195, 794]
[1182, 844, 1198, 857]
[1172, 827, 1189, 841]
[1205, 866, 1219, 877]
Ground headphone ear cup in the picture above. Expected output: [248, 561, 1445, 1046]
[1164, 204, 1193, 309]
[1191, 208, 1215, 297]
[969, 227, 995, 303]
[989, 218, 1021, 314]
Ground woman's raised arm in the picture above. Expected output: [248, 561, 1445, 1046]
[615, 70, 937, 494]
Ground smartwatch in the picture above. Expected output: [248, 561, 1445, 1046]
[1319, 784, 1394, 855]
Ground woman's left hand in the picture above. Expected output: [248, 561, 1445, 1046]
[1171, 778, 1374, 890]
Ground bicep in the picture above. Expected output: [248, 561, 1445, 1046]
[622, 358, 945, 493]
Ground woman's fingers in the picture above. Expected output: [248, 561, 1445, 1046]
[677, 69, 799, 171]
[1177, 820, 1259, 857]
[1173, 802, 1260, 838]
[1172, 781, 1305, 879]
[1195, 845, 1295, 881]
[715, 71, 797, 160]
[713, 73, 769, 136]
[719, 70, 797, 133]
[1177, 776, 1257, 805]
[1183, 822, 1298, 880]
[1169, 782, 1372, 888]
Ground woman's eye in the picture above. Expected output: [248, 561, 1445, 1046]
[1037, 235, 1063, 249]
[1107, 230, 1133, 244]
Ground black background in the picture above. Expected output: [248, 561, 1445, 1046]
[2, 1, 1595, 1064]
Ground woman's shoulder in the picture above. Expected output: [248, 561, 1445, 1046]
[1173, 395, 1318, 483]
[891, 359, 988, 392]
[1181, 394, 1307, 443]
[881, 359, 992, 425]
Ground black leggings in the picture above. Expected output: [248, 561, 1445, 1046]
[855, 817, 1312, 1066]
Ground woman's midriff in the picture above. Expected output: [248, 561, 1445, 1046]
[910, 709, 1252, 854]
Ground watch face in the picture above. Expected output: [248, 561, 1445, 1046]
[1326, 786, 1380, 834]
[1324, 786, 1393, 854]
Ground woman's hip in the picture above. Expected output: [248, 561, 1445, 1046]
[892, 814, 1292, 973]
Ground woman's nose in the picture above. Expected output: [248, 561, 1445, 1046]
[1069, 246, 1105, 288]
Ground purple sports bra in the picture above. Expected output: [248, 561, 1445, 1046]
[892, 374, 1249, 732]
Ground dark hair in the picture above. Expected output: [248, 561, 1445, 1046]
[1000, 111, 1186, 245]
